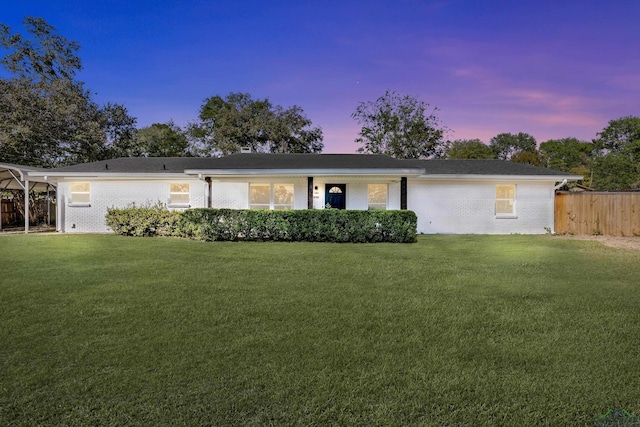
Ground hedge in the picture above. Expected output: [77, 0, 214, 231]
[105, 204, 181, 237]
[106, 207, 417, 243]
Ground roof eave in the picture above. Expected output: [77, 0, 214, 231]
[416, 173, 583, 181]
[27, 172, 192, 179]
[184, 168, 426, 177]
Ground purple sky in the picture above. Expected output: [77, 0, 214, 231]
[2, 0, 639, 153]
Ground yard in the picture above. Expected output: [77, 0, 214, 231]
[1, 234, 639, 426]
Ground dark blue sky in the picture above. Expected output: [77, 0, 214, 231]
[2, 0, 639, 152]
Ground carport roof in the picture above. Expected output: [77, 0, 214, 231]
[0, 162, 52, 191]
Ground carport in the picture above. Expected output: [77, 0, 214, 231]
[0, 162, 55, 233]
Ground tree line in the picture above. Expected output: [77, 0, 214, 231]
[441, 117, 640, 191]
[1, 17, 638, 191]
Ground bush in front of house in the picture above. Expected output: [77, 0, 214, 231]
[106, 203, 181, 237]
[177, 208, 417, 243]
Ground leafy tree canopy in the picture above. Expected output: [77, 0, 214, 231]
[489, 132, 537, 160]
[591, 152, 640, 190]
[590, 116, 640, 190]
[189, 92, 323, 156]
[134, 122, 189, 157]
[444, 139, 494, 159]
[0, 16, 81, 82]
[510, 150, 544, 166]
[0, 17, 137, 167]
[593, 116, 640, 155]
[352, 90, 446, 159]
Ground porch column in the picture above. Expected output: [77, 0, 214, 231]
[400, 177, 407, 210]
[205, 177, 212, 208]
[24, 179, 29, 233]
[307, 177, 313, 209]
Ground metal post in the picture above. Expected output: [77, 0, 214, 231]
[47, 186, 51, 226]
[24, 179, 29, 233]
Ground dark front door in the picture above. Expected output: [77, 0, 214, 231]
[325, 184, 346, 209]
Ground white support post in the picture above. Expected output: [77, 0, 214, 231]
[24, 179, 29, 233]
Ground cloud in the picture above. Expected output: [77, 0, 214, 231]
[608, 74, 640, 92]
[501, 89, 588, 111]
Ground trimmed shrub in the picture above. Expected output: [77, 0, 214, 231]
[178, 209, 417, 243]
[106, 203, 181, 237]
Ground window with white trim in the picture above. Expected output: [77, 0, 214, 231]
[169, 183, 190, 206]
[249, 183, 271, 209]
[495, 185, 516, 217]
[368, 184, 387, 210]
[250, 183, 294, 210]
[69, 182, 90, 204]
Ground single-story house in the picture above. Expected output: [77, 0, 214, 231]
[24, 153, 581, 234]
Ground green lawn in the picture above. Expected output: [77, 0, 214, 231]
[1, 234, 639, 426]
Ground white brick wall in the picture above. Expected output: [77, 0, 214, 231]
[211, 178, 307, 209]
[56, 176, 557, 235]
[58, 179, 206, 233]
[311, 177, 400, 210]
[408, 179, 555, 234]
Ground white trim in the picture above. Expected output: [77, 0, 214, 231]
[185, 168, 425, 177]
[28, 172, 190, 179]
[417, 174, 582, 181]
[29, 170, 582, 182]
[495, 184, 516, 217]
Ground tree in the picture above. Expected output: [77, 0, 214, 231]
[444, 139, 494, 159]
[135, 122, 189, 157]
[590, 117, 640, 190]
[0, 77, 99, 166]
[590, 152, 639, 190]
[267, 104, 324, 154]
[0, 17, 137, 167]
[539, 138, 592, 171]
[510, 150, 544, 166]
[189, 92, 323, 156]
[489, 132, 537, 160]
[539, 137, 592, 185]
[351, 90, 446, 159]
[593, 116, 640, 154]
[1, 17, 82, 82]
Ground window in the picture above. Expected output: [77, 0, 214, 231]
[368, 184, 387, 210]
[250, 183, 271, 209]
[495, 185, 516, 217]
[250, 183, 294, 210]
[169, 183, 190, 206]
[69, 182, 90, 204]
[273, 184, 294, 210]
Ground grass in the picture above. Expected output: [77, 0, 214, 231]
[1, 234, 639, 426]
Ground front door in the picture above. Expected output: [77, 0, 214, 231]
[325, 184, 346, 209]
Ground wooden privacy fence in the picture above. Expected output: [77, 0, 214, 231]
[1, 199, 18, 226]
[555, 192, 640, 236]
[1, 198, 56, 228]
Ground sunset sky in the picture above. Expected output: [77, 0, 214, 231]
[2, 0, 639, 153]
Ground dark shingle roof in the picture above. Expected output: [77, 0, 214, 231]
[50, 157, 216, 173]
[414, 159, 577, 176]
[190, 153, 421, 170]
[46, 154, 578, 177]
[50, 154, 421, 173]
